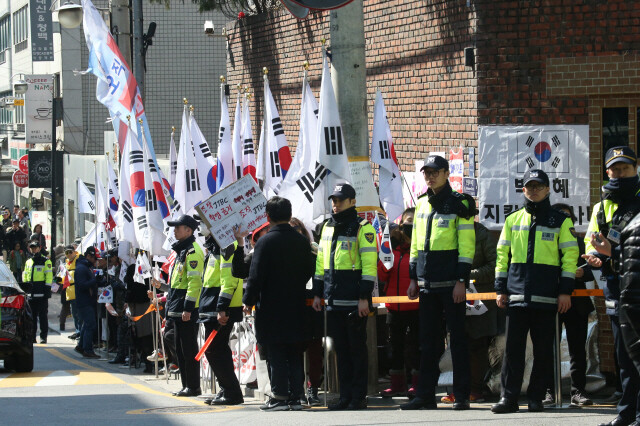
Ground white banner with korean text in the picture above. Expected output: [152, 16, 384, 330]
[478, 125, 591, 232]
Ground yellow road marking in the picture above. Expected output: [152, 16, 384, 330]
[127, 405, 243, 415]
[126, 383, 208, 405]
[45, 348, 98, 370]
[73, 370, 125, 385]
[0, 371, 51, 388]
[0, 370, 124, 388]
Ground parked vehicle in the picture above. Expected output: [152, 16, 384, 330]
[0, 261, 33, 372]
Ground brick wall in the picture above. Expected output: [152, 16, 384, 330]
[225, 0, 640, 374]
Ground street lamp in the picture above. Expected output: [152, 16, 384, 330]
[52, 0, 83, 29]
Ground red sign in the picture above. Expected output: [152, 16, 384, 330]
[13, 170, 29, 188]
[18, 154, 29, 174]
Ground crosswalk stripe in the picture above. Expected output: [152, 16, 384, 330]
[35, 370, 78, 387]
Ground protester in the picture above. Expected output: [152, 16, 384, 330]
[107, 251, 129, 365]
[231, 221, 269, 280]
[125, 254, 154, 372]
[9, 242, 25, 283]
[6, 219, 27, 252]
[582, 146, 640, 426]
[19, 209, 31, 239]
[244, 196, 315, 411]
[401, 155, 476, 411]
[198, 234, 244, 406]
[619, 211, 640, 375]
[2, 209, 12, 229]
[290, 216, 323, 406]
[378, 207, 419, 398]
[12, 204, 19, 220]
[542, 204, 595, 407]
[165, 214, 204, 397]
[22, 240, 53, 344]
[63, 245, 82, 338]
[313, 183, 378, 411]
[31, 224, 47, 251]
[491, 169, 578, 414]
[74, 247, 100, 358]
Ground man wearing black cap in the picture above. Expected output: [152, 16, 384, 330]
[22, 240, 53, 343]
[312, 183, 378, 410]
[401, 155, 476, 411]
[491, 169, 578, 414]
[5, 218, 27, 252]
[74, 247, 100, 358]
[583, 146, 640, 426]
[165, 214, 204, 397]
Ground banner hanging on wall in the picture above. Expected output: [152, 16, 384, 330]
[478, 125, 591, 231]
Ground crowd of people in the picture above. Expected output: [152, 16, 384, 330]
[8, 145, 640, 424]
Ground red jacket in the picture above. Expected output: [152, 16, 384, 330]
[378, 243, 417, 311]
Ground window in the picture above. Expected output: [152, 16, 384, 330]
[602, 107, 629, 179]
[0, 91, 12, 126]
[13, 6, 28, 53]
[0, 15, 9, 63]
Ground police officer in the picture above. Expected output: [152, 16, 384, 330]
[22, 240, 53, 344]
[491, 169, 578, 414]
[199, 234, 244, 406]
[312, 183, 377, 411]
[400, 154, 476, 411]
[583, 146, 640, 426]
[166, 214, 204, 397]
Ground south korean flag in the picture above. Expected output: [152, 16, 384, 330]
[516, 130, 570, 174]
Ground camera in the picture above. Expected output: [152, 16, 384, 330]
[204, 20, 214, 35]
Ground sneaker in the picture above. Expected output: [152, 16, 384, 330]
[470, 392, 485, 403]
[146, 350, 166, 362]
[306, 387, 321, 406]
[542, 390, 554, 406]
[288, 398, 303, 411]
[260, 397, 289, 411]
[169, 364, 180, 373]
[570, 392, 593, 407]
[246, 380, 258, 389]
[441, 393, 455, 403]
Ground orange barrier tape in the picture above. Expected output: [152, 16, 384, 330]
[130, 303, 163, 322]
[305, 289, 604, 306]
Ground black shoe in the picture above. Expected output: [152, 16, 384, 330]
[453, 400, 470, 410]
[570, 391, 593, 407]
[288, 398, 303, 411]
[260, 397, 289, 411]
[82, 351, 100, 359]
[33, 338, 37, 343]
[108, 356, 126, 365]
[74, 346, 83, 355]
[599, 417, 634, 426]
[212, 396, 244, 406]
[172, 387, 188, 396]
[68, 333, 78, 340]
[40, 339, 47, 344]
[328, 398, 351, 411]
[400, 397, 437, 410]
[542, 389, 554, 406]
[174, 388, 202, 397]
[347, 399, 367, 410]
[528, 400, 544, 412]
[602, 391, 623, 404]
[205, 390, 224, 405]
[491, 397, 519, 414]
[306, 387, 321, 406]
[59, 325, 65, 331]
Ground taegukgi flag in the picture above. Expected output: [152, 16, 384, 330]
[216, 83, 234, 191]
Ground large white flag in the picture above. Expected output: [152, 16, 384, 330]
[169, 129, 177, 192]
[175, 106, 201, 215]
[94, 170, 109, 224]
[242, 96, 257, 180]
[78, 179, 96, 214]
[133, 253, 152, 284]
[231, 90, 243, 182]
[106, 159, 120, 227]
[190, 111, 217, 200]
[278, 79, 323, 232]
[117, 125, 138, 246]
[256, 75, 293, 196]
[314, 52, 351, 220]
[216, 84, 234, 191]
[127, 127, 150, 250]
[371, 90, 404, 221]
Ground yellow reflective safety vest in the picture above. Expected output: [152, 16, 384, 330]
[167, 238, 204, 317]
[199, 242, 242, 322]
[22, 253, 53, 298]
[314, 208, 377, 310]
[409, 184, 476, 291]
[495, 201, 578, 310]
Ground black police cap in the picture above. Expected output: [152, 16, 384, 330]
[605, 146, 637, 169]
[328, 183, 357, 200]
[421, 155, 449, 171]
[167, 214, 199, 231]
[523, 169, 550, 187]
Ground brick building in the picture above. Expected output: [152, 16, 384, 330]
[225, 0, 640, 377]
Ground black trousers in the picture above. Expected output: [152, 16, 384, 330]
[417, 290, 470, 402]
[327, 310, 368, 401]
[265, 341, 304, 400]
[610, 315, 640, 422]
[546, 307, 590, 394]
[163, 321, 177, 363]
[386, 309, 420, 372]
[30, 297, 49, 341]
[174, 315, 200, 389]
[204, 322, 242, 399]
[501, 307, 555, 402]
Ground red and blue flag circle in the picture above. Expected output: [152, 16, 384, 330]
[278, 146, 292, 178]
[153, 181, 170, 218]
[130, 171, 146, 207]
[208, 164, 218, 194]
[381, 240, 392, 254]
[109, 197, 118, 211]
[534, 142, 552, 162]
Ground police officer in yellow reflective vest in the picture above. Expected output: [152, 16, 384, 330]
[166, 214, 204, 397]
[22, 240, 53, 344]
[312, 183, 377, 411]
[491, 169, 578, 414]
[199, 234, 244, 406]
[582, 146, 640, 426]
[401, 154, 476, 411]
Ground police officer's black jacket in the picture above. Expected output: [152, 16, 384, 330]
[618, 212, 640, 371]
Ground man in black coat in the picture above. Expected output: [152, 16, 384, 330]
[620, 213, 640, 376]
[5, 219, 27, 252]
[243, 196, 315, 411]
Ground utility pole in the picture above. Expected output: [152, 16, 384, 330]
[132, 0, 144, 98]
[329, 0, 377, 394]
[110, 0, 132, 67]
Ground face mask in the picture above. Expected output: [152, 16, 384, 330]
[401, 224, 413, 238]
